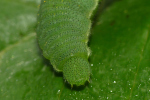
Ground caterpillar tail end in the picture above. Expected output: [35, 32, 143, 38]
[63, 57, 90, 86]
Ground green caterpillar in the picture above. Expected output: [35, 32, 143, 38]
[36, 0, 98, 86]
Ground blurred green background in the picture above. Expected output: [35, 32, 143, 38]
[0, 0, 150, 100]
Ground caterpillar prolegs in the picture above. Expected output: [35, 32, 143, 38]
[36, 0, 98, 86]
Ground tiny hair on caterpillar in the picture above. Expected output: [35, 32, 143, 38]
[36, 0, 98, 86]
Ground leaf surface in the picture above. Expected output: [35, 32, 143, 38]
[0, 0, 150, 100]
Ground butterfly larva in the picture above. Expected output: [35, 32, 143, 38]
[36, 0, 98, 86]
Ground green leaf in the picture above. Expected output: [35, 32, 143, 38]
[90, 0, 150, 99]
[0, 0, 38, 51]
[0, 0, 150, 100]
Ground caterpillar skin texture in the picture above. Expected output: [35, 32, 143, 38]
[37, 0, 98, 86]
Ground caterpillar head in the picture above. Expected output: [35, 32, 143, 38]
[63, 57, 90, 86]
